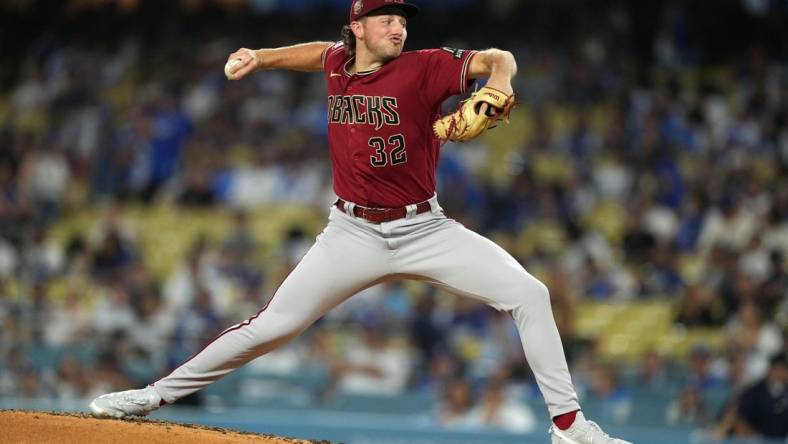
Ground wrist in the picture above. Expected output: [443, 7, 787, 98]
[485, 79, 513, 96]
[253, 49, 266, 70]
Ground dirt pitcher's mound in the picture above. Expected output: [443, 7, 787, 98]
[0, 410, 328, 444]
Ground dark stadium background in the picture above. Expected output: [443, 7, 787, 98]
[0, 1, 786, 443]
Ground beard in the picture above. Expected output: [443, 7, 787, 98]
[364, 40, 403, 62]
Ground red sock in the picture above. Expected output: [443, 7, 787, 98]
[552, 410, 579, 430]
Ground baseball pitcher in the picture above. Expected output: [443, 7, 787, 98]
[90, 2, 632, 443]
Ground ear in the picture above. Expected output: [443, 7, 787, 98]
[350, 20, 364, 40]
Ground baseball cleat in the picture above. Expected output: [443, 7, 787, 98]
[550, 412, 633, 444]
[89, 386, 162, 418]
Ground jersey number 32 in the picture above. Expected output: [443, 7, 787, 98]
[368, 134, 407, 167]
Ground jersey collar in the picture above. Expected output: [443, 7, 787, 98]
[343, 57, 383, 77]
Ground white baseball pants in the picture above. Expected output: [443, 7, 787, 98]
[153, 197, 580, 417]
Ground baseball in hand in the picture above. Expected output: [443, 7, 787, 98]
[224, 58, 244, 79]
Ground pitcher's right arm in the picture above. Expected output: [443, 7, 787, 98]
[226, 42, 334, 79]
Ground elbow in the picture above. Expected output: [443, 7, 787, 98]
[497, 49, 516, 63]
[502, 50, 518, 76]
[488, 48, 517, 76]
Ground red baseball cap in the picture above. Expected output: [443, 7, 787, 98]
[349, 0, 420, 22]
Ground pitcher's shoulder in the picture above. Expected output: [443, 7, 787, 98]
[394, 49, 438, 68]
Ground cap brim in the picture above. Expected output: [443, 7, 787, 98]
[363, 3, 420, 19]
[397, 3, 420, 18]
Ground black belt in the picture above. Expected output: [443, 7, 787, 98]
[335, 199, 432, 224]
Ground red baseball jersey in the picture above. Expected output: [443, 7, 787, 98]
[322, 43, 476, 208]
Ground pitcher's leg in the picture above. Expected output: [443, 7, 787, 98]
[153, 215, 390, 403]
[397, 220, 580, 417]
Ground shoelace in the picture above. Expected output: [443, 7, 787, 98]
[549, 420, 616, 442]
[587, 421, 612, 439]
[117, 391, 151, 406]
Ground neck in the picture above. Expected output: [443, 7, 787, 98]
[352, 46, 385, 73]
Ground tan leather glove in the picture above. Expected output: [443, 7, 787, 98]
[433, 86, 515, 142]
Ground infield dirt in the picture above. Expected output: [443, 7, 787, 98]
[0, 410, 330, 444]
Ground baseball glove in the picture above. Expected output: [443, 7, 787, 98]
[433, 86, 515, 142]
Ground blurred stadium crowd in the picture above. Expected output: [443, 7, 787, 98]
[0, 0, 787, 440]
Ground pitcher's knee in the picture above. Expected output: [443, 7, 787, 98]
[246, 312, 308, 347]
[535, 280, 552, 307]
[510, 275, 551, 308]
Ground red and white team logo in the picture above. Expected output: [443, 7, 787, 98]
[353, 0, 363, 15]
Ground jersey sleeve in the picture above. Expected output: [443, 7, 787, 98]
[322, 41, 347, 73]
[418, 48, 477, 107]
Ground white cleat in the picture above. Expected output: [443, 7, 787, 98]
[550, 412, 633, 444]
[89, 386, 162, 419]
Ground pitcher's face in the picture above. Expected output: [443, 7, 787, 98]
[355, 13, 407, 62]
